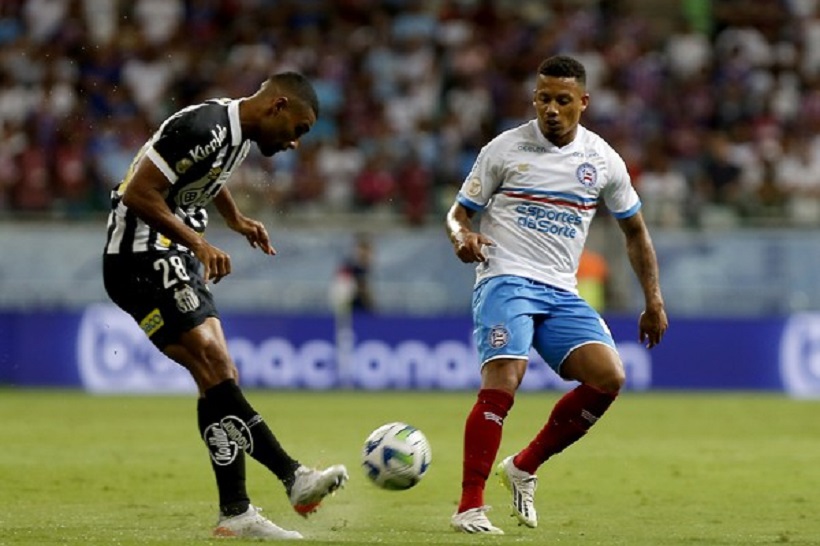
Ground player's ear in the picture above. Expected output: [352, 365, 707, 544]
[272, 96, 288, 113]
[580, 93, 589, 111]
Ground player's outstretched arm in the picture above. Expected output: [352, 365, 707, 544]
[616, 211, 668, 348]
[445, 202, 494, 263]
[214, 187, 276, 256]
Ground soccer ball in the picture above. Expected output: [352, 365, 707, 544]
[361, 422, 432, 490]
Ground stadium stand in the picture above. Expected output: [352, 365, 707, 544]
[0, 0, 818, 229]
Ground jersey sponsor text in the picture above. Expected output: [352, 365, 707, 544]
[188, 124, 228, 163]
[515, 203, 581, 238]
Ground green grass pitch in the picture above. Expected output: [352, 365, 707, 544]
[1, 389, 819, 545]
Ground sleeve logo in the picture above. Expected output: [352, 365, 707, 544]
[466, 177, 482, 197]
[176, 158, 193, 174]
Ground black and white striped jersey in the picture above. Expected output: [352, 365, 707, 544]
[104, 99, 251, 255]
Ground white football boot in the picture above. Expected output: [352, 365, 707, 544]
[497, 455, 538, 528]
[451, 506, 504, 535]
[213, 505, 302, 540]
[288, 464, 349, 517]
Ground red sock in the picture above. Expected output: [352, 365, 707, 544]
[458, 388, 514, 513]
[513, 384, 617, 475]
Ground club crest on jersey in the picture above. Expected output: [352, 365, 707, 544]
[488, 325, 509, 348]
[174, 285, 200, 313]
[576, 162, 598, 188]
[176, 158, 193, 174]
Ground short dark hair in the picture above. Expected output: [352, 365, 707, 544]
[537, 56, 587, 86]
[270, 71, 320, 118]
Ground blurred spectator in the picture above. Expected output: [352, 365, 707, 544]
[316, 126, 365, 212]
[12, 135, 52, 211]
[637, 142, 690, 228]
[134, 0, 183, 46]
[290, 143, 326, 210]
[665, 16, 712, 81]
[775, 132, 820, 225]
[23, 0, 69, 43]
[749, 158, 787, 222]
[334, 233, 376, 313]
[52, 125, 92, 216]
[394, 153, 431, 226]
[81, 0, 120, 45]
[121, 38, 181, 123]
[0, 120, 25, 211]
[697, 132, 744, 210]
[354, 151, 397, 212]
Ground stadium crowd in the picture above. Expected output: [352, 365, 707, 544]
[0, 0, 819, 228]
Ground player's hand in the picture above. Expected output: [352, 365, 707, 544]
[192, 240, 232, 284]
[227, 215, 276, 256]
[452, 232, 494, 263]
[638, 304, 668, 349]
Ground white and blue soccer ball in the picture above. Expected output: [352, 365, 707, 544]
[362, 422, 432, 490]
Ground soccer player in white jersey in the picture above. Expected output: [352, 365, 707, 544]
[446, 55, 668, 535]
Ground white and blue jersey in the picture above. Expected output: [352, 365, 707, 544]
[457, 120, 640, 294]
[457, 121, 639, 370]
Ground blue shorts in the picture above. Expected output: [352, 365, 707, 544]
[472, 275, 616, 374]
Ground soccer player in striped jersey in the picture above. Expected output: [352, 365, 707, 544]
[446, 56, 668, 534]
[103, 72, 348, 540]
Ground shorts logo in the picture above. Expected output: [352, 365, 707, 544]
[174, 285, 200, 313]
[139, 308, 164, 337]
[204, 416, 254, 466]
[488, 325, 509, 348]
[576, 162, 598, 188]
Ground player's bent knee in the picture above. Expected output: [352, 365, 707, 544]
[481, 358, 527, 393]
[591, 365, 625, 393]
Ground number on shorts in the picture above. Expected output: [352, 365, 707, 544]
[153, 255, 191, 288]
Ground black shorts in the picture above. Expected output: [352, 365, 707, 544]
[103, 249, 219, 349]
